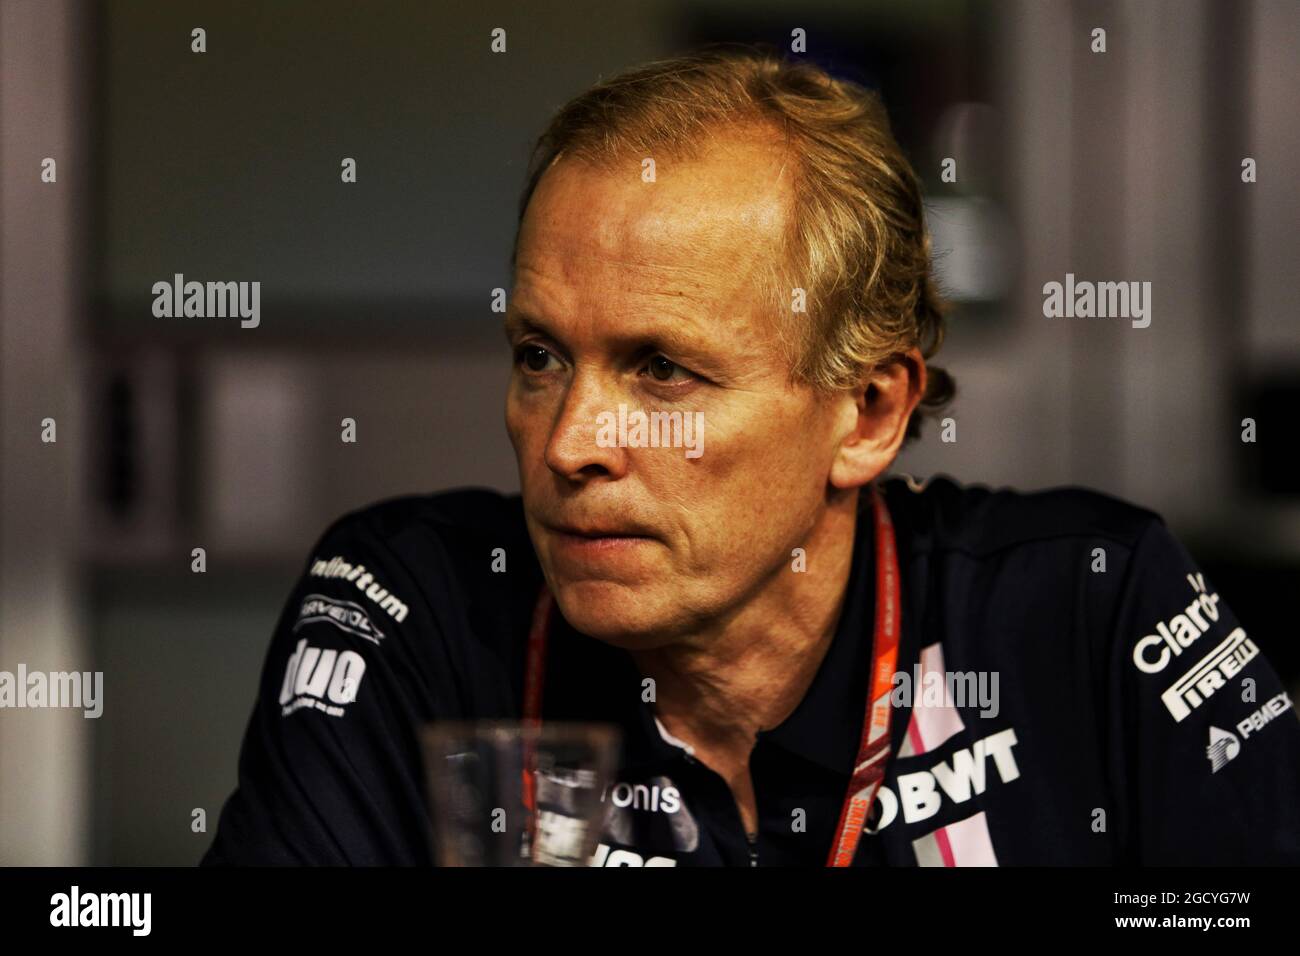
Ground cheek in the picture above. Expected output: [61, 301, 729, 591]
[653, 412, 822, 562]
[704, 399, 830, 495]
[699, 407, 830, 540]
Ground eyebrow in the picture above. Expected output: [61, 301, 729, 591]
[502, 310, 543, 343]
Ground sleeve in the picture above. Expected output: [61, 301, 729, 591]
[1107, 517, 1300, 864]
[199, 514, 456, 865]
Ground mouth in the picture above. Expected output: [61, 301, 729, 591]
[550, 523, 654, 540]
[542, 520, 658, 561]
[546, 522, 655, 546]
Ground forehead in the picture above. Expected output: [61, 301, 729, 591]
[513, 133, 793, 312]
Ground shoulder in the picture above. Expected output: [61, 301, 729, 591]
[317, 487, 528, 553]
[296, 486, 538, 641]
[310, 487, 533, 584]
[880, 473, 1202, 676]
[881, 472, 1162, 561]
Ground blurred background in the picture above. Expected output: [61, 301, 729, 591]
[1, 0, 1296, 864]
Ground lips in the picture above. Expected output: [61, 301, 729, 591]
[549, 523, 653, 540]
[541, 513, 658, 540]
[539, 515, 659, 569]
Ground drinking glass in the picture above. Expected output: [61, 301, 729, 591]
[422, 720, 621, 866]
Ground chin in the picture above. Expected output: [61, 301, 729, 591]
[549, 578, 680, 649]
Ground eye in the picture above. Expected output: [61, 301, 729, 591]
[515, 344, 559, 373]
[642, 354, 692, 384]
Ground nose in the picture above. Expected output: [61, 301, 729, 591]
[543, 370, 628, 482]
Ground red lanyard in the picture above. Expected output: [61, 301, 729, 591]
[521, 483, 901, 867]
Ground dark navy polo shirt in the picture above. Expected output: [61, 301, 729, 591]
[201, 475, 1300, 866]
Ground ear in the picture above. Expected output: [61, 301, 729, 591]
[829, 347, 927, 491]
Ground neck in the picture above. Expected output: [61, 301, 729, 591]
[629, 487, 863, 763]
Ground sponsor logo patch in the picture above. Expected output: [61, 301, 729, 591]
[309, 555, 409, 622]
[1206, 726, 1240, 773]
[1160, 628, 1259, 722]
[598, 776, 700, 855]
[294, 593, 386, 645]
[867, 727, 1022, 833]
[1131, 573, 1223, 675]
[278, 638, 367, 719]
[1236, 691, 1295, 741]
[590, 843, 677, 867]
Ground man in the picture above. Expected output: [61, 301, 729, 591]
[202, 49, 1300, 866]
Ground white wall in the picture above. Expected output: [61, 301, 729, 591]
[0, 0, 92, 865]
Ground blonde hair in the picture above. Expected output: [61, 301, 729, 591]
[514, 45, 955, 439]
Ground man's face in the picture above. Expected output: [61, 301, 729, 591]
[505, 136, 849, 648]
